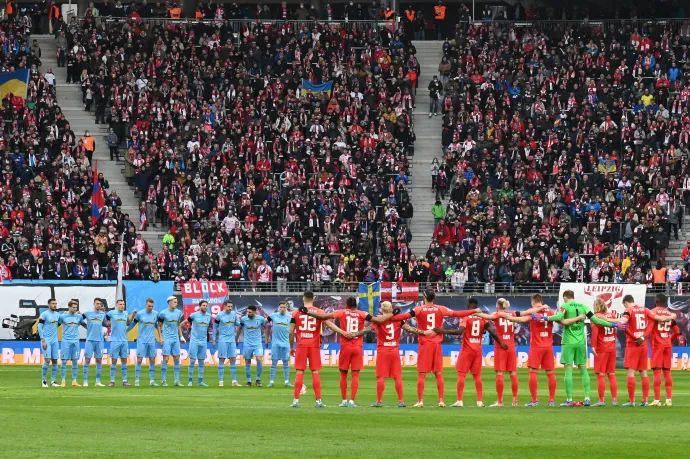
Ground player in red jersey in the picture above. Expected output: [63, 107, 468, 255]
[304, 296, 390, 408]
[352, 301, 428, 407]
[499, 294, 559, 406]
[288, 291, 350, 408]
[472, 298, 520, 407]
[647, 293, 680, 407]
[617, 294, 675, 406]
[433, 297, 507, 407]
[591, 298, 620, 406]
[392, 289, 480, 408]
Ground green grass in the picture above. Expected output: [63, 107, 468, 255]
[1, 366, 690, 458]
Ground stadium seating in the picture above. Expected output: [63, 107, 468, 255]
[62, 13, 419, 288]
[432, 19, 690, 291]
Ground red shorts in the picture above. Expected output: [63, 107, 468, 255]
[624, 345, 648, 371]
[456, 347, 482, 375]
[528, 346, 555, 371]
[376, 351, 402, 378]
[650, 346, 672, 369]
[594, 350, 616, 374]
[339, 346, 363, 371]
[294, 347, 322, 371]
[418, 342, 443, 373]
[493, 346, 517, 372]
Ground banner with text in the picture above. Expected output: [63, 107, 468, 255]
[180, 281, 230, 318]
[1, 341, 689, 370]
[558, 283, 648, 315]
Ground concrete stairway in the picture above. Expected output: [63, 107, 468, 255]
[408, 40, 444, 257]
[34, 35, 166, 251]
[666, 214, 690, 266]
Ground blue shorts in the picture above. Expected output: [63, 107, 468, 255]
[61, 341, 80, 360]
[217, 341, 237, 360]
[85, 340, 103, 359]
[162, 340, 181, 357]
[243, 345, 264, 360]
[271, 345, 290, 362]
[43, 341, 59, 360]
[136, 342, 156, 359]
[189, 341, 208, 360]
[111, 341, 129, 360]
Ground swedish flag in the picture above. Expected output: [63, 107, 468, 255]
[358, 282, 381, 316]
[0, 69, 29, 107]
[300, 79, 333, 97]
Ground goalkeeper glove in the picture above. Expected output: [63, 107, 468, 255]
[611, 322, 627, 330]
[531, 313, 545, 321]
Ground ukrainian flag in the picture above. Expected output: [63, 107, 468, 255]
[358, 282, 381, 316]
[300, 79, 333, 97]
[0, 69, 29, 106]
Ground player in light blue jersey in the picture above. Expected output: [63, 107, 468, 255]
[82, 298, 108, 386]
[38, 298, 61, 387]
[127, 298, 160, 386]
[214, 299, 240, 387]
[59, 300, 85, 386]
[106, 300, 133, 386]
[186, 300, 213, 387]
[157, 296, 186, 386]
[266, 301, 293, 388]
[238, 305, 268, 386]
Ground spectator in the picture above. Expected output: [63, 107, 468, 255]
[432, 200, 445, 226]
[428, 75, 443, 117]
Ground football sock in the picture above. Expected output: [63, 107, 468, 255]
[528, 371, 538, 401]
[173, 360, 180, 382]
[564, 368, 573, 400]
[608, 374, 618, 400]
[394, 377, 404, 402]
[230, 361, 237, 381]
[282, 360, 290, 382]
[135, 362, 142, 381]
[510, 374, 519, 399]
[547, 373, 557, 401]
[110, 363, 117, 382]
[42, 362, 48, 381]
[83, 362, 90, 381]
[416, 373, 425, 402]
[627, 376, 636, 402]
[495, 374, 504, 403]
[198, 361, 204, 383]
[350, 371, 360, 401]
[218, 361, 225, 382]
[473, 373, 483, 402]
[312, 372, 322, 400]
[245, 362, 251, 382]
[653, 369, 662, 400]
[161, 360, 168, 381]
[188, 359, 196, 381]
[597, 374, 606, 402]
[71, 359, 78, 380]
[149, 362, 155, 381]
[435, 373, 445, 402]
[642, 376, 650, 402]
[270, 360, 277, 382]
[580, 368, 590, 398]
[96, 362, 102, 382]
[340, 372, 348, 400]
[256, 360, 263, 380]
[376, 376, 385, 403]
[122, 363, 128, 382]
[51, 363, 58, 383]
[61, 361, 67, 381]
[663, 370, 672, 400]
[456, 372, 466, 401]
[294, 372, 304, 399]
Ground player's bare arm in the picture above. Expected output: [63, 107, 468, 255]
[402, 324, 426, 336]
[473, 312, 495, 320]
[303, 309, 334, 320]
[178, 319, 186, 343]
[288, 322, 296, 356]
[352, 326, 373, 338]
[432, 326, 465, 336]
[650, 313, 676, 322]
[486, 323, 508, 350]
[370, 312, 395, 324]
[502, 313, 531, 323]
[324, 320, 353, 339]
[127, 309, 137, 325]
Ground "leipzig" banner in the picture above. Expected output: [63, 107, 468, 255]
[557, 283, 647, 315]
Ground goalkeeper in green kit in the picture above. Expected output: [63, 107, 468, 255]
[533, 290, 626, 407]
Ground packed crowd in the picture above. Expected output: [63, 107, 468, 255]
[61, 11, 420, 288]
[429, 19, 690, 291]
[0, 14, 145, 282]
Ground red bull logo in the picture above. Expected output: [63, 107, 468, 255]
[583, 285, 624, 309]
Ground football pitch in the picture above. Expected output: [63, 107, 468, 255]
[1, 367, 689, 458]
